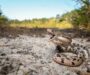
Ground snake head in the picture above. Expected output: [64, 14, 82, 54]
[47, 29, 55, 39]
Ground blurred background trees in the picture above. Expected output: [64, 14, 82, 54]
[72, 0, 90, 30]
[0, 0, 90, 30]
[0, 6, 8, 27]
[59, 0, 90, 30]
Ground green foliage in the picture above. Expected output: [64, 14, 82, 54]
[0, 7, 2, 16]
[0, 11, 2, 16]
[59, 0, 90, 30]
[0, 15, 8, 26]
[72, 0, 90, 30]
[0, 6, 9, 27]
[60, 10, 79, 28]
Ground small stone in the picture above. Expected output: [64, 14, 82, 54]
[87, 66, 90, 72]
[1, 53, 6, 56]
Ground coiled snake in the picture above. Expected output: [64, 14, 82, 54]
[47, 29, 89, 67]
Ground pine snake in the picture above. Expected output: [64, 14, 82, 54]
[47, 29, 89, 67]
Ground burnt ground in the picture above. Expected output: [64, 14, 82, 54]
[0, 27, 90, 75]
[0, 27, 90, 38]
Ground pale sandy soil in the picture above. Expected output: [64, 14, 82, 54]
[0, 35, 90, 75]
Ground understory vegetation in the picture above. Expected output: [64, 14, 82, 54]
[0, 0, 90, 31]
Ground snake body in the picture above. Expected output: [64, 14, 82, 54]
[53, 43, 87, 67]
[47, 29, 89, 67]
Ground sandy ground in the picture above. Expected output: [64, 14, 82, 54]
[0, 34, 90, 75]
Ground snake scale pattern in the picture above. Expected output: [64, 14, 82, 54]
[53, 43, 89, 67]
[47, 29, 89, 67]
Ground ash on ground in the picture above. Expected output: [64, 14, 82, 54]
[0, 34, 90, 75]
